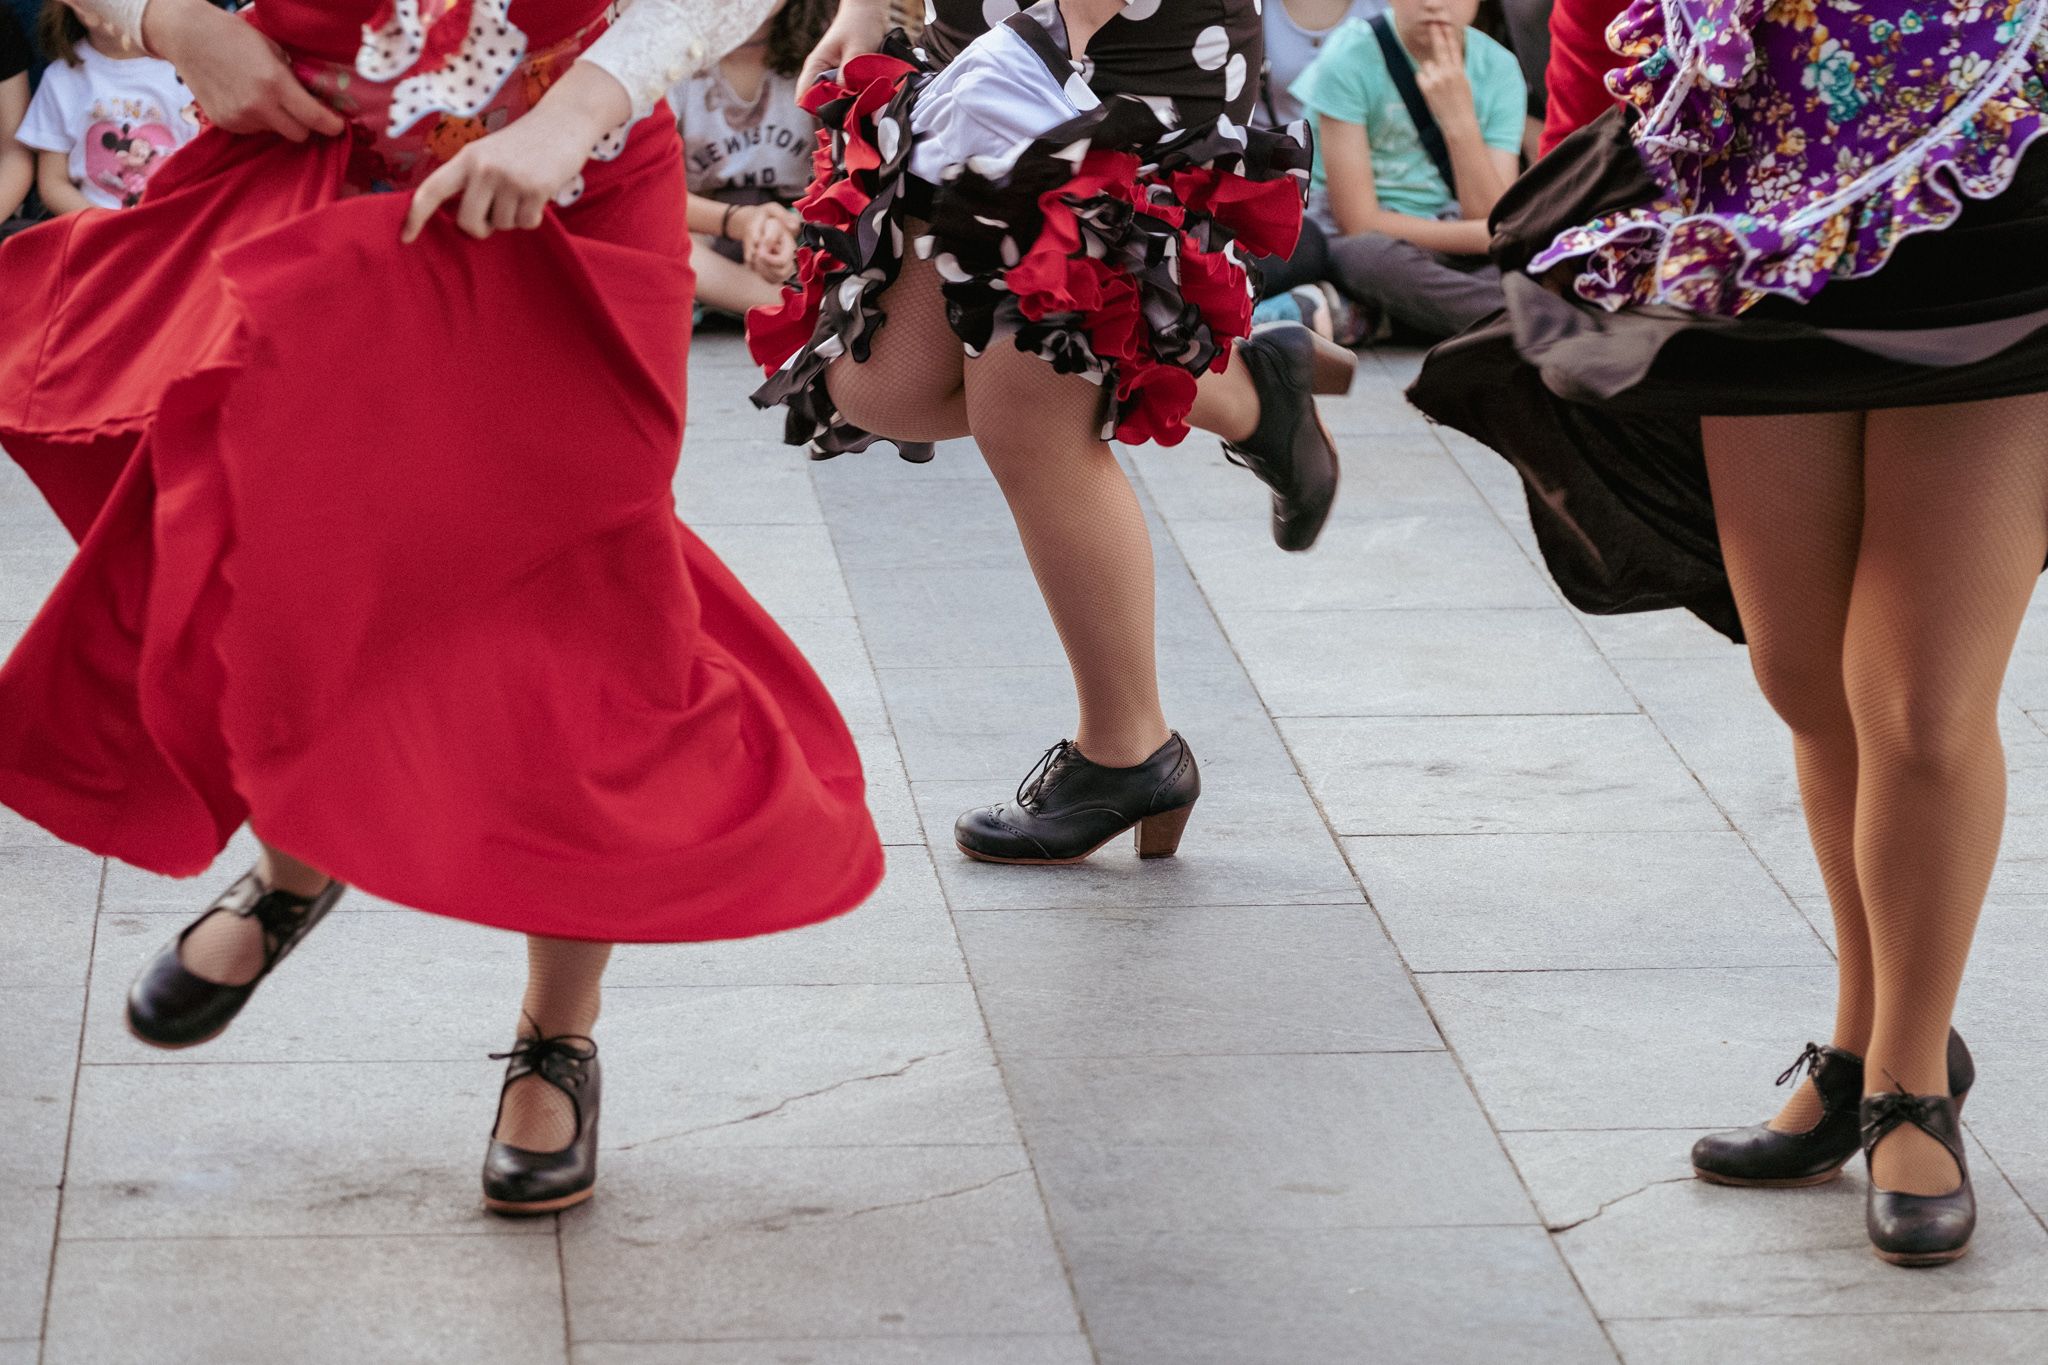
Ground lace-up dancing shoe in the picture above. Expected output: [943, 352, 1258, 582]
[1224, 322, 1349, 552]
[954, 733, 1201, 865]
[482, 1034, 602, 1216]
[126, 869, 345, 1049]
[1862, 1088, 1974, 1266]
[1691, 1029, 1973, 1188]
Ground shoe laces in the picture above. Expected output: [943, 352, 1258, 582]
[1017, 739, 1079, 809]
[492, 1032, 597, 1091]
[1775, 1041, 1828, 1089]
[235, 882, 321, 959]
[1860, 1084, 1946, 1148]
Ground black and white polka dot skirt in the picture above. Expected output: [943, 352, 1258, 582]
[746, 3, 1312, 456]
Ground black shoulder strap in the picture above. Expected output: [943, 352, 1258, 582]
[1368, 14, 1457, 197]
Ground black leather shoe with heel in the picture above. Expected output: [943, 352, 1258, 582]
[1691, 1029, 1973, 1188]
[482, 1034, 602, 1216]
[126, 870, 346, 1049]
[954, 733, 1200, 864]
[1862, 1089, 1974, 1266]
[1225, 322, 1348, 552]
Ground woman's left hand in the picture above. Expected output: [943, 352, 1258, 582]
[401, 62, 631, 244]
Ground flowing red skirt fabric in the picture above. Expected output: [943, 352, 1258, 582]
[0, 112, 884, 942]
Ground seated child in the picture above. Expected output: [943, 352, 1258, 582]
[1291, 0, 1525, 341]
[18, 0, 203, 213]
[0, 8, 30, 225]
[675, 0, 829, 319]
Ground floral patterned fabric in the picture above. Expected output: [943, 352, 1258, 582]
[1530, 0, 2048, 314]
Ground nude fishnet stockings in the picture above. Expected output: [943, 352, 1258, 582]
[963, 341, 1171, 768]
[177, 844, 332, 986]
[1706, 395, 2048, 1195]
[495, 937, 614, 1154]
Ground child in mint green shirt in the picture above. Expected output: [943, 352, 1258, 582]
[1285, 1, 1525, 339]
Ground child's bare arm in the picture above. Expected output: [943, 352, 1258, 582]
[1319, 116, 1491, 255]
[0, 74, 31, 219]
[37, 149, 90, 214]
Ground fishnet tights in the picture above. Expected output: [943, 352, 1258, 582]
[180, 842, 612, 1156]
[827, 246, 1174, 767]
[1705, 394, 2048, 1195]
[177, 844, 332, 985]
[495, 936, 613, 1153]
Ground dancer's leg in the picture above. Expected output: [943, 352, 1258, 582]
[1187, 357, 1261, 444]
[963, 343, 1170, 768]
[1847, 393, 2048, 1194]
[176, 838, 333, 985]
[824, 246, 970, 443]
[1702, 412, 1873, 1133]
[493, 936, 615, 1152]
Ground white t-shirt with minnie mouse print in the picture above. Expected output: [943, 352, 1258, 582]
[17, 42, 202, 210]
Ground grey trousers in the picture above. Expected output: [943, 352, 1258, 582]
[1324, 231, 1506, 342]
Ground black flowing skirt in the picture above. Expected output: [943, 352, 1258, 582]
[1407, 109, 2048, 643]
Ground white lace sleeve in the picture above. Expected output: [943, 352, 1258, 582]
[69, 0, 152, 49]
[579, 0, 786, 124]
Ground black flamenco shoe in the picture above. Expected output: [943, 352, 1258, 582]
[1691, 1029, 1973, 1188]
[125, 869, 345, 1050]
[482, 1034, 602, 1216]
[1224, 322, 1351, 552]
[1862, 1088, 1974, 1267]
[954, 733, 1200, 865]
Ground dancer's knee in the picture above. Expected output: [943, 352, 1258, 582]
[1747, 637, 1855, 742]
[1843, 656, 1998, 787]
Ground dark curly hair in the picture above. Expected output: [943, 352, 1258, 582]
[764, 0, 836, 78]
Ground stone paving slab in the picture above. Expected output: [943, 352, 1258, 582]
[43, 1235, 569, 1365]
[951, 903, 1440, 1057]
[1061, 1226, 1615, 1365]
[560, 1144, 1077, 1343]
[1607, 1313, 2048, 1364]
[1003, 1052, 1534, 1235]
[575, 1339, 1099, 1364]
[1345, 831, 1830, 972]
[1284, 714, 1730, 837]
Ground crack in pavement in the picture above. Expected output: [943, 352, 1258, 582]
[753, 1168, 1033, 1232]
[612, 1050, 956, 1153]
[1547, 1175, 1695, 1233]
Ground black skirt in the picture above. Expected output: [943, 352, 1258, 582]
[1407, 109, 2048, 643]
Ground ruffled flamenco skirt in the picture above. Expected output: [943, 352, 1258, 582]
[747, 19, 1313, 458]
[0, 95, 884, 942]
[1408, 109, 2048, 644]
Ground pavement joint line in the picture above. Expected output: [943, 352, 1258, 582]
[37, 856, 106, 1363]
[1410, 963, 1833, 975]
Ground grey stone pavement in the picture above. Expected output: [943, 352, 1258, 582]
[9, 333, 2048, 1365]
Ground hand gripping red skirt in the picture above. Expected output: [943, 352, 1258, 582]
[0, 43, 884, 943]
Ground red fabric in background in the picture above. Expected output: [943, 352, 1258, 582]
[1541, 0, 1630, 155]
[0, 74, 884, 942]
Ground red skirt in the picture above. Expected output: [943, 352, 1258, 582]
[0, 93, 884, 942]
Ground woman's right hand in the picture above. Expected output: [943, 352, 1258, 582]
[798, 0, 890, 90]
[134, 0, 343, 141]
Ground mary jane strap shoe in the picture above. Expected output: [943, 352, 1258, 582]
[1862, 1089, 1974, 1267]
[126, 870, 345, 1050]
[1691, 1029, 1973, 1188]
[955, 733, 1200, 865]
[482, 1034, 602, 1216]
